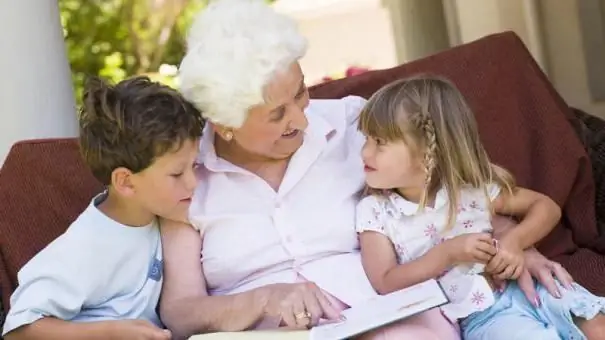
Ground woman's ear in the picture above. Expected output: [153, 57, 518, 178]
[212, 123, 234, 142]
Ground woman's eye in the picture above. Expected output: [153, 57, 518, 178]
[270, 107, 286, 122]
[295, 87, 307, 100]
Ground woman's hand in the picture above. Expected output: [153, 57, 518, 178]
[259, 282, 343, 329]
[490, 215, 575, 305]
[442, 233, 498, 265]
[485, 236, 525, 280]
[518, 248, 574, 301]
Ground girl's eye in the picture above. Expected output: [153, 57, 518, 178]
[171, 172, 183, 178]
[374, 137, 386, 146]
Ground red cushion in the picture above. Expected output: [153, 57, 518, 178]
[0, 139, 103, 310]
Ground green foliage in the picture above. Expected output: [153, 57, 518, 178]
[61, 0, 278, 103]
[60, 0, 206, 102]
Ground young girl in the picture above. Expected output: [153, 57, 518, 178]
[356, 75, 605, 340]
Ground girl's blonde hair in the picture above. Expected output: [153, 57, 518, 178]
[358, 75, 515, 229]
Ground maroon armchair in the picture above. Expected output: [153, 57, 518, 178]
[2, 32, 605, 334]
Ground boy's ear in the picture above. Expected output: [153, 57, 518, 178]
[110, 167, 136, 197]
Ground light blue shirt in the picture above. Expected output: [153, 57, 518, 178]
[2, 193, 163, 336]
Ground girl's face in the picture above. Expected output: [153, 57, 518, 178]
[361, 135, 426, 195]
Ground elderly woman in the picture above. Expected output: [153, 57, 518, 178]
[159, 0, 573, 339]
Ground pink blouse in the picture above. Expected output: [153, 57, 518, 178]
[189, 96, 378, 306]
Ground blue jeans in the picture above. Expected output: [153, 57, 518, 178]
[461, 281, 605, 340]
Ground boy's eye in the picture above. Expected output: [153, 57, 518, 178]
[170, 172, 184, 178]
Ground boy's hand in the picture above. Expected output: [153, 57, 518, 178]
[107, 320, 172, 340]
[443, 233, 497, 265]
[485, 236, 525, 280]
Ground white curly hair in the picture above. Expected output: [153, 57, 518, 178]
[178, 0, 308, 128]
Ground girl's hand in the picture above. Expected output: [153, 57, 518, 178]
[485, 236, 525, 280]
[443, 233, 497, 265]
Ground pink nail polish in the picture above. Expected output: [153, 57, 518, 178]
[533, 297, 541, 307]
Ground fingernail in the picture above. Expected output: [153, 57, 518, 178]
[339, 315, 347, 321]
[533, 296, 541, 307]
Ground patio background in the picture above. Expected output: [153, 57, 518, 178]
[1, 0, 605, 165]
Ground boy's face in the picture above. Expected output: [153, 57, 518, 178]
[130, 138, 200, 223]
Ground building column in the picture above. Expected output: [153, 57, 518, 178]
[383, 0, 451, 63]
[0, 1, 77, 165]
[449, 0, 549, 74]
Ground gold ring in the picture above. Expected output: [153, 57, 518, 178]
[294, 311, 311, 320]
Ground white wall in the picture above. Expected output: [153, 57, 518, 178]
[274, 0, 398, 84]
[540, 0, 605, 117]
[0, 1, 77, 166]
[449, 0, 605, 117]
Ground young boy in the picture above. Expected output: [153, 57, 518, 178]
[2, 76, 204, 340]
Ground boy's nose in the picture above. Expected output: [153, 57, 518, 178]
[185, 169, 198, 192]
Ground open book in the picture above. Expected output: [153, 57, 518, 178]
[190, 280, 447, 340]
[309, 279, 448, 340]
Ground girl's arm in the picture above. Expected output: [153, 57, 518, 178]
[359, 231, 451, 295]
[359, 231, 496, 295]
[492, 187, 561, 250]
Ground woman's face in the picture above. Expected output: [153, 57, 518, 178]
[228, 62, 310, 160]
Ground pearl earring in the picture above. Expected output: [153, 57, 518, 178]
[224, 131, 233, 141]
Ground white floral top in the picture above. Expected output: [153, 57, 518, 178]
[355, 185, 501, 320]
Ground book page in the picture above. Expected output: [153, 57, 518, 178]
[310, 279, 448, 340]
[189, 330, 309, 340]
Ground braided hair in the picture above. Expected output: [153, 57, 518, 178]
[358, 75, 515, 230]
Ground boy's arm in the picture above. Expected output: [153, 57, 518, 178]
[159, 219, 269, 339]
[2, 236, 97, 338]
[492, 187, 562, 250]
[5, 318, 170, 340]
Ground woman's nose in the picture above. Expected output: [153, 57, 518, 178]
[290, 104, 308, 131]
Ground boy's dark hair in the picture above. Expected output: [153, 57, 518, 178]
[79, 76, 205, 185]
